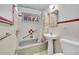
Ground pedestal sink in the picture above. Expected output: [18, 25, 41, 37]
[44, 33, 59, 55]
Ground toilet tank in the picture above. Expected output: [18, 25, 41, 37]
[60, 38, 79, 55]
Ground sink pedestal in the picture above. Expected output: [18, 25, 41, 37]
[48, 37, 53, 55]
[44, 33, 59, 55]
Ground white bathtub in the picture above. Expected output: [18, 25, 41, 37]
[16, 39, 47, 55]
[60, 38, 79, 55]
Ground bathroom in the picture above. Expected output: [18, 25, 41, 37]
[15, 4, 61, 55]
[0, 4, 79, 55]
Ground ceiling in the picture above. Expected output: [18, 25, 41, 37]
[18, 4, 50, 11]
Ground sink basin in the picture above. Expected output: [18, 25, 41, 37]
[44, 27, 61, 55]
[44, 33, 60, 40]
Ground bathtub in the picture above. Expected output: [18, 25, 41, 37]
[60, 38, 79, 55]
[16, 39, 48, 55]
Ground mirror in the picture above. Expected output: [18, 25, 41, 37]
[47, 10, 58, 34]
[50, 10, 58, 27]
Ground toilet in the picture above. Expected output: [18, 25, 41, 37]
[60, 38, 79, 55]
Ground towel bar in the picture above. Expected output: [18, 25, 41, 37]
[0, 33, 11, 40]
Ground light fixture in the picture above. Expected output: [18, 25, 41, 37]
[49, 5, 55, 10]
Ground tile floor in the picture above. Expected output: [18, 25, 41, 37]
[33, 50, 63, 55]
[33, 50, 48, 55]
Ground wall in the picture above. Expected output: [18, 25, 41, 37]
[58, 4, 79, 42]
[58, 4, 79, 21]
[51, 4, 79, 53]
[43, 11, 49, 33]
[0, 4, 18, 54]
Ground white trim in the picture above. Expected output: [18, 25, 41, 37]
[60, 38, 79, 46]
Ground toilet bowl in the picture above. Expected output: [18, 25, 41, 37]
[60, 38, 79, 55]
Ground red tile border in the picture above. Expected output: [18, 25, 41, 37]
[0, 5, 15, 25]
[57, 18, 79, 24]
[0, 20, 13, 25]
[0, 16, 12, 23]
